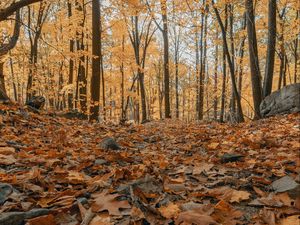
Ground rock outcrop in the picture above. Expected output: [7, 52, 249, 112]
[26, 96, 45, 110]
[260, 83, 300, 117]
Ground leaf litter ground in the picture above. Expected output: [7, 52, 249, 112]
[0, 105, 299, 225]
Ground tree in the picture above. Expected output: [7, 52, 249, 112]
[213, 29, 218, 120]
[263, 0, 276, 98]
[90, 0, 101, 121]
[219, 4, 228, 122]
[126, 7, 156, 123]
[245, 0, 263, 119]
[67, 0, 75, 110]
[212, 0, 244, 123]
[146, 0, 171, 118]
[74, 0, 87, 113]
[26, 2, 50, 100]
[0, 0, 43, 21]
[160, 0, 171, 118]
[0, 0, 44, 101]
[197, 0, 207, 120]
[0, 10, 20, 101]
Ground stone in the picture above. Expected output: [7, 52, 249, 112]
[77, 197, 88, 205]
[94, 159, 108, 165]
[0, 212, 25, 225]
[26, 96, 45, 110]
[24, 208, 50, 219]
[221, 153, 244, 163]
[99, 137, 120, 150]
[260, 83, 300, 117]
[270, 176, 299, 193]
[0, 209, 49, 225]
[0, 183, 13, 205]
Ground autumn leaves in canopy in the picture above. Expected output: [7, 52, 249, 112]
[0, 0, 299, 122]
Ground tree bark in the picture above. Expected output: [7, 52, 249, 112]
[229, 4, 236, 115]
[90, 0, 101, 121]
[67, 1, 74, 110]
[26, 3, 47, 100]
[245, 0, 263, 119]
[213, 31, 218, 120]
[160, 0, 171, 118]
[263, 0, 276, 98]
[219, 4, 228, 122]
[238, 14, 247, 95]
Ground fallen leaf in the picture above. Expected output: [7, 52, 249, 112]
[158, 203, 181, 219]
[91, 192, 131, 216]
[0, 154, 16, 165]
[175, 210, 218, 225]
[279, 215, 300, 225]
[207, 142, 219, 150]
[0, 147, 15, 154]
[260, 208, 276, 225]
[230, 190, 251, 203]
[26, 214, 56, 225]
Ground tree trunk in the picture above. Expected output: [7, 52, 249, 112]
[26, 3, 48, 101]
[229, 4, 236, 116]
[213, 31, 218, 120]
[198, 1, 205, 120]
[174, 26, 180, 119]
[67, 1, 74, 110]
[238, 14, 247, 95]
[9, 57, 18, 101]
[212, 0, 244, 122]
[245, 0, 263, 119]
[293, 10, 299, 83]
[90, 0, 101, 121]
[219, 4, 228, 122]
[120, 35, 126, 122]
[160, 0, 171, 118]
[263, 0, 276, 98]
[76, 1, 87, 113]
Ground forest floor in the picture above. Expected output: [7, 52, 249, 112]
[0, 104, 299, 225]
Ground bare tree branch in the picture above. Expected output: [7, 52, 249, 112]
[0, 10, 21, 56]
[0, 0, 43, 21]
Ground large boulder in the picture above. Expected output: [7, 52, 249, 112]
[260, 83, 300, 117]
[26, 96, 45, 110]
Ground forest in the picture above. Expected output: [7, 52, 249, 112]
[0, 0, 299, 224]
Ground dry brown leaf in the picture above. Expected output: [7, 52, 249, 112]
[158, 203, 181, 219]
[193, 163, 214, 175]
[0, 154, 16, 165]
[207, 142, 219, 150]
[67, 171, 86, 184]
[91, 192, 131, 216]
[229, 190, 251, 203]
[213, 200, 243, 225]
[89, 215, 111, 225]
[260, 208, 276, 225]
[26, 214, 56, 225]
[0, 147, 15, 154]
[130, 206, 145, 221]
[175, 210, 218, 225]
[279, 215, 300, 225]
[273, 192, 293, 206]
[253, 186, 267, 197]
